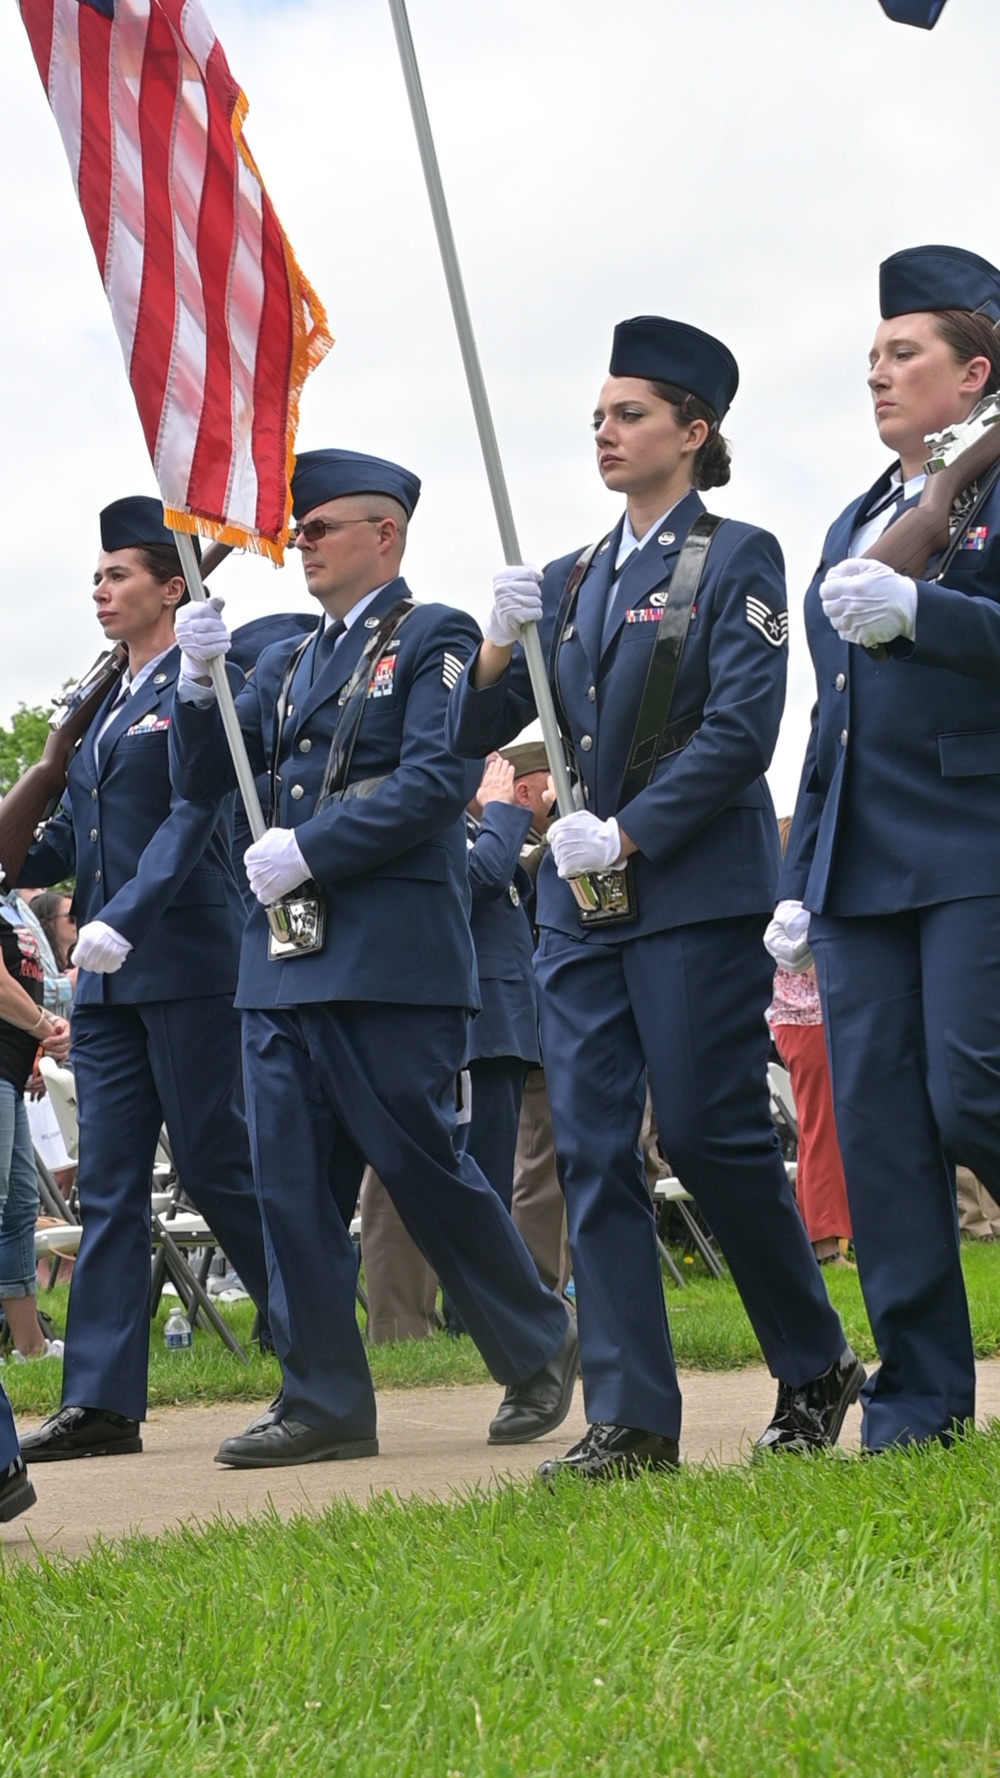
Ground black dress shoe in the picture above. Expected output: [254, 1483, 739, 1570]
[487, 1318, 579, 1445]
[754, 1344, 866, 1455]
[214, 1417, 378, 1469]
[538, 1422, 681, 1482]
[19, 1406, 142, 1462]
[0, 1455, 36, 1522]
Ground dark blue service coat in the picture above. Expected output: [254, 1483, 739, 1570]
[171, 579, 481, 1012]
[448, 494, 845, 1439]
[781, 468, 1000, 1450]
[448, 490, 784, 938]
[782, 467, 1000, 915]
[22, 648, 245, 1003]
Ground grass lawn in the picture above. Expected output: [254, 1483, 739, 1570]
[4, 1430, 1000, 1774]
[8, 1239, 1000, 1420]
[4, 1248, 1000, 1770]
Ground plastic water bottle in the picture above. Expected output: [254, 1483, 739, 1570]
[164, 1304, 193, 1349]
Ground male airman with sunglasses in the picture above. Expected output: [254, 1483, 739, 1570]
[171, 448, 577, 1470]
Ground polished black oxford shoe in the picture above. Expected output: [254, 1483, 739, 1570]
[487, 1318, 579, 1445]
[538, 1422, 681, 1482]
[0, 1455, 36, 1522]
[754, 1345, 866, 1456]
[215, 1417, 379, 1469]
[19, 1405, 142, 1462]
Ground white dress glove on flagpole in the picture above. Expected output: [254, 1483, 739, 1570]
[244, 829, 310, 905]
[483, 566, 544, 647]
[763, 900, 813, 971]
[73, 920, 133, 974]
[549, 811, 622, 878]
[819, 557, 917, 648]
[175, 596, 232, 689]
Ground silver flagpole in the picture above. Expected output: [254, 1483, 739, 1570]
[386, 0, 579, 817]
[173, 530, 303, 949]
[171, 530, 268, 843]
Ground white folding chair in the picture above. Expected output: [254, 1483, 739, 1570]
[653, 1174, 725, 1281]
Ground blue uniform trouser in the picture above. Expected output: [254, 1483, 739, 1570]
[466, 1056, 529, 1211]
[810, 899, 1000, 1450]
[536, 916, 845, 1441]
[65, 999, 270, 1421]
[241, 1003, 569, 1435]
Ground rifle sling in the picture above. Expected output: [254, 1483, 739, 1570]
[616, 513, 724, 809]
[269, 602, 415, 824]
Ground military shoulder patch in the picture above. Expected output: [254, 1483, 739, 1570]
[745, 596, 788, 648]
[442, 651, 464, 688]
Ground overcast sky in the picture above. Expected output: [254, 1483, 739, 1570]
[0, 0, 994, 808]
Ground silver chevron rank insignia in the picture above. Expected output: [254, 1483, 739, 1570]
[745, 597, 789, 648]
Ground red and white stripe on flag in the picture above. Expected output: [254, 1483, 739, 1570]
[18, 0, 332, 561]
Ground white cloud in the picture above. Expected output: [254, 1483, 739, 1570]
[1, 0, 995, 810]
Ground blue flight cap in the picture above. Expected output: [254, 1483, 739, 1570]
[291, 449, 421, 520]
[99, 495, 201, 560]
[879, 245, 1000, 321]
[609, 317, 739, 420]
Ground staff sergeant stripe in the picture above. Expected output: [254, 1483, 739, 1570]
[746, 596, 789, 648]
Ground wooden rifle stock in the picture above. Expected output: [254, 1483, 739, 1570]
[865, 420, 1000, 577]
[0, 539, 232, 888]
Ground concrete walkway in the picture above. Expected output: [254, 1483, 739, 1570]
[6, 1358, 1000, 1564]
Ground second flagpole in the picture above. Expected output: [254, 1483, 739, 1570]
[386, 0, 579, 818]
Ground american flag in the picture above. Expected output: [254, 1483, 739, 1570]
[18, 0, 332, 561]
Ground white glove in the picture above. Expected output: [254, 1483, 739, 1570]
[549, 811, 622, 878]
[819, 557, 917, 648]
[244, 828, 310, 905]
[73, 920, 133, 974]
[483, 566, 544, 647]
[763, 899, 813, 971]
[175, 595, 231, 684]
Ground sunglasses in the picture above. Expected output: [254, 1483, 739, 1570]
[289, 517, 386, 547]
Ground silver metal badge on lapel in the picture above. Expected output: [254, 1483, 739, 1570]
[598, 539, 611, 553]
[153, 673, 168, 685]
[658, 531, 675, 546]
[364, 616, 380, 629]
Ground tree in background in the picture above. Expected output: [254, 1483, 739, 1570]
[0, 704, 52, 796]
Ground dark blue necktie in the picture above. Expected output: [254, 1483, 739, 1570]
[602, 549, 637, 649]
[312, 618, 346, 680]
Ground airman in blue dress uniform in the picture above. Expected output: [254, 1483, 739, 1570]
[16, 497, 270, 1463]
[449, 317, 860, 1479]
[772, 245, 1000, 1451]
[171, 449, 576, 1468]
